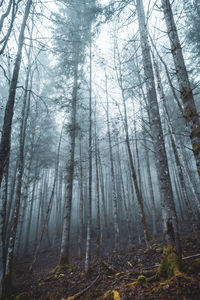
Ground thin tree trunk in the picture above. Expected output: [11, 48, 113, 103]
[59, 60, 78, 266]
[113, 42, 150, 248]
[78, 137, 84, 258]
[34, 181, 42, 250]
[5, 159, 18, 232]
[98, 150, 108, 231]
[116, 141, 132, 246]
[85, 39, 93, 273]
[149, 35, 183, 114]
[141, 115, 157, 238]
[105, 72, 120, 249]
[29, 124, 63, 272]
[0, 162, 9, 293]
[23, 165, 38, 255]
[95, 139, 101, 256]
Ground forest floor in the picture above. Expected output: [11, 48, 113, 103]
[11, 235, 200, 300]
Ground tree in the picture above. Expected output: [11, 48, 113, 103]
[0, 0, 32, 188]
[183, 0, 200, 72]
[161, 0, 200, 178]
[136, 0, 181, 256]
[0, 0, 22, 55]
[85, 38, 93, 273]
[56, 0, 100, 266]
[113, 40, 150, 248]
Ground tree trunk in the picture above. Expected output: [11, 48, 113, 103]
[152, 53, 200, 240]
[98, 150, 108, 232]
[23, 166, 38, 255]
[59, 61, 78, 266]
[0, 0, 32, 189]
[2, 58, 32, 291]
[161, 0, 200, 177]
[78, 137, 84, 258]
[95, 138, 101, 256]
[85, 39, 93, 273]
[141, 110, 157, 239]
[15, 65, 32, 256]
[113, 42, 150, 248]
[29, 125, 63, 272]
[0, 162, 9, 295]
[136, 0, 181, 256]
[116, 141, 132, 246]
[105, 72, 120, 249]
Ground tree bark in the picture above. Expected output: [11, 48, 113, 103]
[23, 166, 38, 255]
[59, 61, 78, 266]
[78, 137, 84, 258]
[3, 55, 32, 291]
[152, 53, 200, 240]
[161, 0, 200, 177]
[113, 41, 150, 248]
[29, 125, 63, 272]
[85, 39, 93, 273]
[105, 72, 120, 249]
[0, 0, 32, 189]
[136, 0, 181, 256]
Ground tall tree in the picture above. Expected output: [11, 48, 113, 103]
[85, 38, 93, 273]
[136, 0, 181, 256]
[0, 0, 22, 55]
[161, 0, 200, 177]
[58, 0, 99, 266]
[105, 72, 120, 248]
[113, 41, 150, 248]
[0, 0, 32, 188]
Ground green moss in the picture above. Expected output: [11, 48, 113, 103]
[137, 275, 146, 285]
[51, 272, 65, 280]
[149, 272, 198, 300]
[141, 268, 157, 277]
[15, 292, 30, 300]
[127, 274, 147, 289]
[103, 290, 120, 299]
[158, 245, 179, 279]
[49, 264, 72, 275]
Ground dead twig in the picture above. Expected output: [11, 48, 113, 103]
[182, 253, 200, 261]
[64, 273, 101, 300]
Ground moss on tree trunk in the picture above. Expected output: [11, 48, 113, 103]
[158, 245, 180, 279]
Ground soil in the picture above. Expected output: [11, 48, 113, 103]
[11, 235, 200, 300]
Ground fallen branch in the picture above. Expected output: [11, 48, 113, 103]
[140, 264, 160, 270]
[64, 273, 101, 300]
[182, 253, 200, 261]
[146, 274, 157, 282]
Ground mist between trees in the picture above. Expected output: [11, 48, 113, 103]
[0, 0, 200, 298]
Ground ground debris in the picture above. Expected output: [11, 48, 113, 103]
[11, 236, 200, 299]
